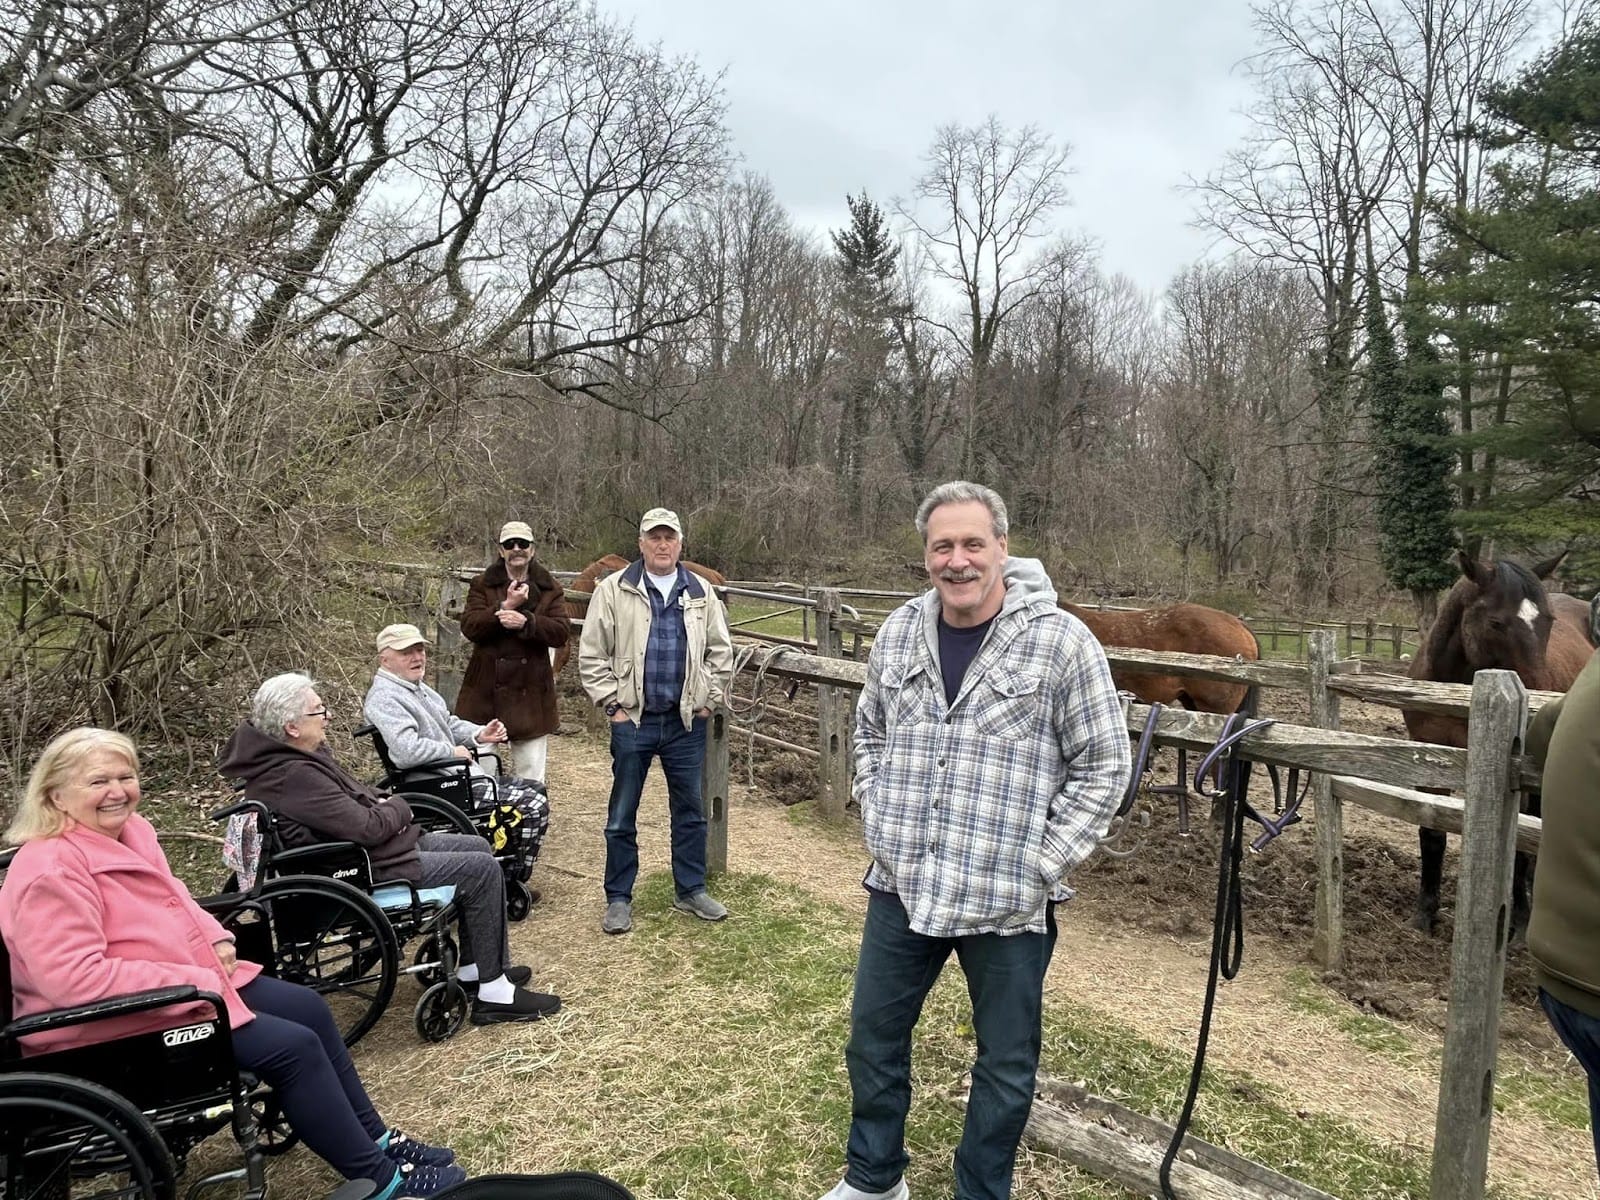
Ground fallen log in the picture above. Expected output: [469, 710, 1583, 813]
[1005, 1074, 1341, 1200]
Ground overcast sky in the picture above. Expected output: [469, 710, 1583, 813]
[601, 0, 1265, 297]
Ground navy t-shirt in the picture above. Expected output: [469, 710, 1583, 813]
[937, 613, 995, 705]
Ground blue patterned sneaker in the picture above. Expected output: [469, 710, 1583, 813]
[382, 1129, 455, 1168]
[396, 1161, 468, 1196]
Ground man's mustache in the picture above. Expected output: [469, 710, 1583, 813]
[939, 570, 981, 583]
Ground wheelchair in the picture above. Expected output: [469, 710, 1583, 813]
[208, 799, 471, 1046]
[0, 845, 280, 1200]
[0, 899, 631, 1198]
[353, 725, 544, 923]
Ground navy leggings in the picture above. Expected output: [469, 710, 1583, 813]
[233, 975, 394, 1186]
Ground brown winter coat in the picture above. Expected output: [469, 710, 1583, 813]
[457, 558, 570, 740]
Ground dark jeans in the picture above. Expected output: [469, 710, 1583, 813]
[417, 830, 508, 980]
[844, 890, 1057, 1200]
[604, 712, 707, 901]
[233, 975, 392, 1186]
[1540, 988, 1600, 1178]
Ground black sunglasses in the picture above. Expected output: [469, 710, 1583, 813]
[501, 539, 531, 550]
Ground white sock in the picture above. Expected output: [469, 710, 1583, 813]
[476, 974, 515, 1004]
[457, 963, 479, 982]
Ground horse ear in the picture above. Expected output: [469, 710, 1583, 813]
[1531, 550, 1568, 580]
[1458, 550, 1489, 587]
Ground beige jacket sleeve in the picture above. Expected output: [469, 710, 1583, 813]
[702, 585, 735, 708]
[578, 576, 621, 708]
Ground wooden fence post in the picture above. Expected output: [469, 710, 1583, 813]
[1309, 630, 1344, 972]
[702, 704, 729, 875]
[433, 575, 470, 708]
[1430, 668, 1527, 1200]
[815, 589, 853, 820]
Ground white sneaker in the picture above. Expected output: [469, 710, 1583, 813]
[818, 1179, 909, 1200]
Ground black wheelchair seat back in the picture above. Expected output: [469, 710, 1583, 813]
[19, 1018, 235, 1120]
[269, 841, 377, 891]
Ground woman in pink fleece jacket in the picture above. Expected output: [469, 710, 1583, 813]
[0, 728, 464, 1199]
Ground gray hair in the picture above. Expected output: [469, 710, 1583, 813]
[251, 672, 317, 742]
[914, 481, 1009, 541]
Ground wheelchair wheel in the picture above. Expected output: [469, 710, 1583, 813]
[253, 874, 400, 1047]
[506, 879, 533, 923]
[249, 1090, 300, 1157]
[0, 1071, 178, 1200]
[414, 982, 468, 1043]
[402, 794, 478, 838]
[411, 931, 458, 990]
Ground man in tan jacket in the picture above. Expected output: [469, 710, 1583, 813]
[578, 507, 734, 934]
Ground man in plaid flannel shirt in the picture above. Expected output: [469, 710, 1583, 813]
[819, 482, 1130, 1200]
[578, 507, 734, 935]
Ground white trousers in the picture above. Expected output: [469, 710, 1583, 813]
[507, 736, 548, 784]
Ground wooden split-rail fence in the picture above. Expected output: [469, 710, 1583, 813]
[698, 596, 1538, 1200]
[393, 566, 1536, 1200]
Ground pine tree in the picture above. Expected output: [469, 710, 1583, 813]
[1369, 266, 1458, 627]
[1429, 22, 1600, 565]
[831, 194, 900, 517]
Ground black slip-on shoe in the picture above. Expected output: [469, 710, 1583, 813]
[470, 988, 562, 1025]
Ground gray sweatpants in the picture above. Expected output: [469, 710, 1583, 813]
[417, 831, 509, 980]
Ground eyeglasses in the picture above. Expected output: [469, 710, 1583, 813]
[301, 708, 329, 720]
[501, 539, 531, 550]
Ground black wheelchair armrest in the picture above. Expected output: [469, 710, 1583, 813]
[208, 796, 270, 823]
[353, 723, 378, 738]
[404, 757, 468, 773]
[3, 986, 227, 1040]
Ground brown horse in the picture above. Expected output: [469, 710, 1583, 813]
[553, 554, 728, 673]
[1059, 600, 1259, 714]
[1547, 591, 1598, 646]
[1405, 552, 1592, 937]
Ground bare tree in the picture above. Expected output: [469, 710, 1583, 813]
[1197, 0, 1401, 603]
[897, 116, 1073, 479]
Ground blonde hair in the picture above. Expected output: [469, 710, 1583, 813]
[6, 728, 141, 845]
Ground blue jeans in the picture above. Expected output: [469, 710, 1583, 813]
[844, 890, 1057, 1200]
[1540, 988, 1600, 1178]
[605, 712, 708, 902]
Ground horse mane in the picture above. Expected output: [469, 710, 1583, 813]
[1491, 559, 1547, 609]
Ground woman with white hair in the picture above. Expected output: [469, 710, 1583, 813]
[220, 673, 559, 1025]
[0, 728, 466, 1198]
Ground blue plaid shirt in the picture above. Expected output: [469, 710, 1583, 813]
[642, 570, 689, 713]
[855, 558, 1130, 938]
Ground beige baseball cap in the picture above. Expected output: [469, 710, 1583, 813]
[375, 623, 428, 652]
[639, 507, 683, 536]
[498, 521, 534, 544]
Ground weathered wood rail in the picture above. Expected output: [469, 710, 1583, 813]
[708, 606, 1540, 1200]
[405, 571, 1532, 1200]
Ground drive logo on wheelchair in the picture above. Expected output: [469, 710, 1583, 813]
[163, 1022, 217, 1047]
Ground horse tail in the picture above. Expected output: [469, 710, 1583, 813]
[1236, 624, 1261, 717]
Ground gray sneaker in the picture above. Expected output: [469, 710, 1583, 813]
[818, 1179, 908, 1200]
[601, 899, 632, 935]
[672, 890, 728, 921]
